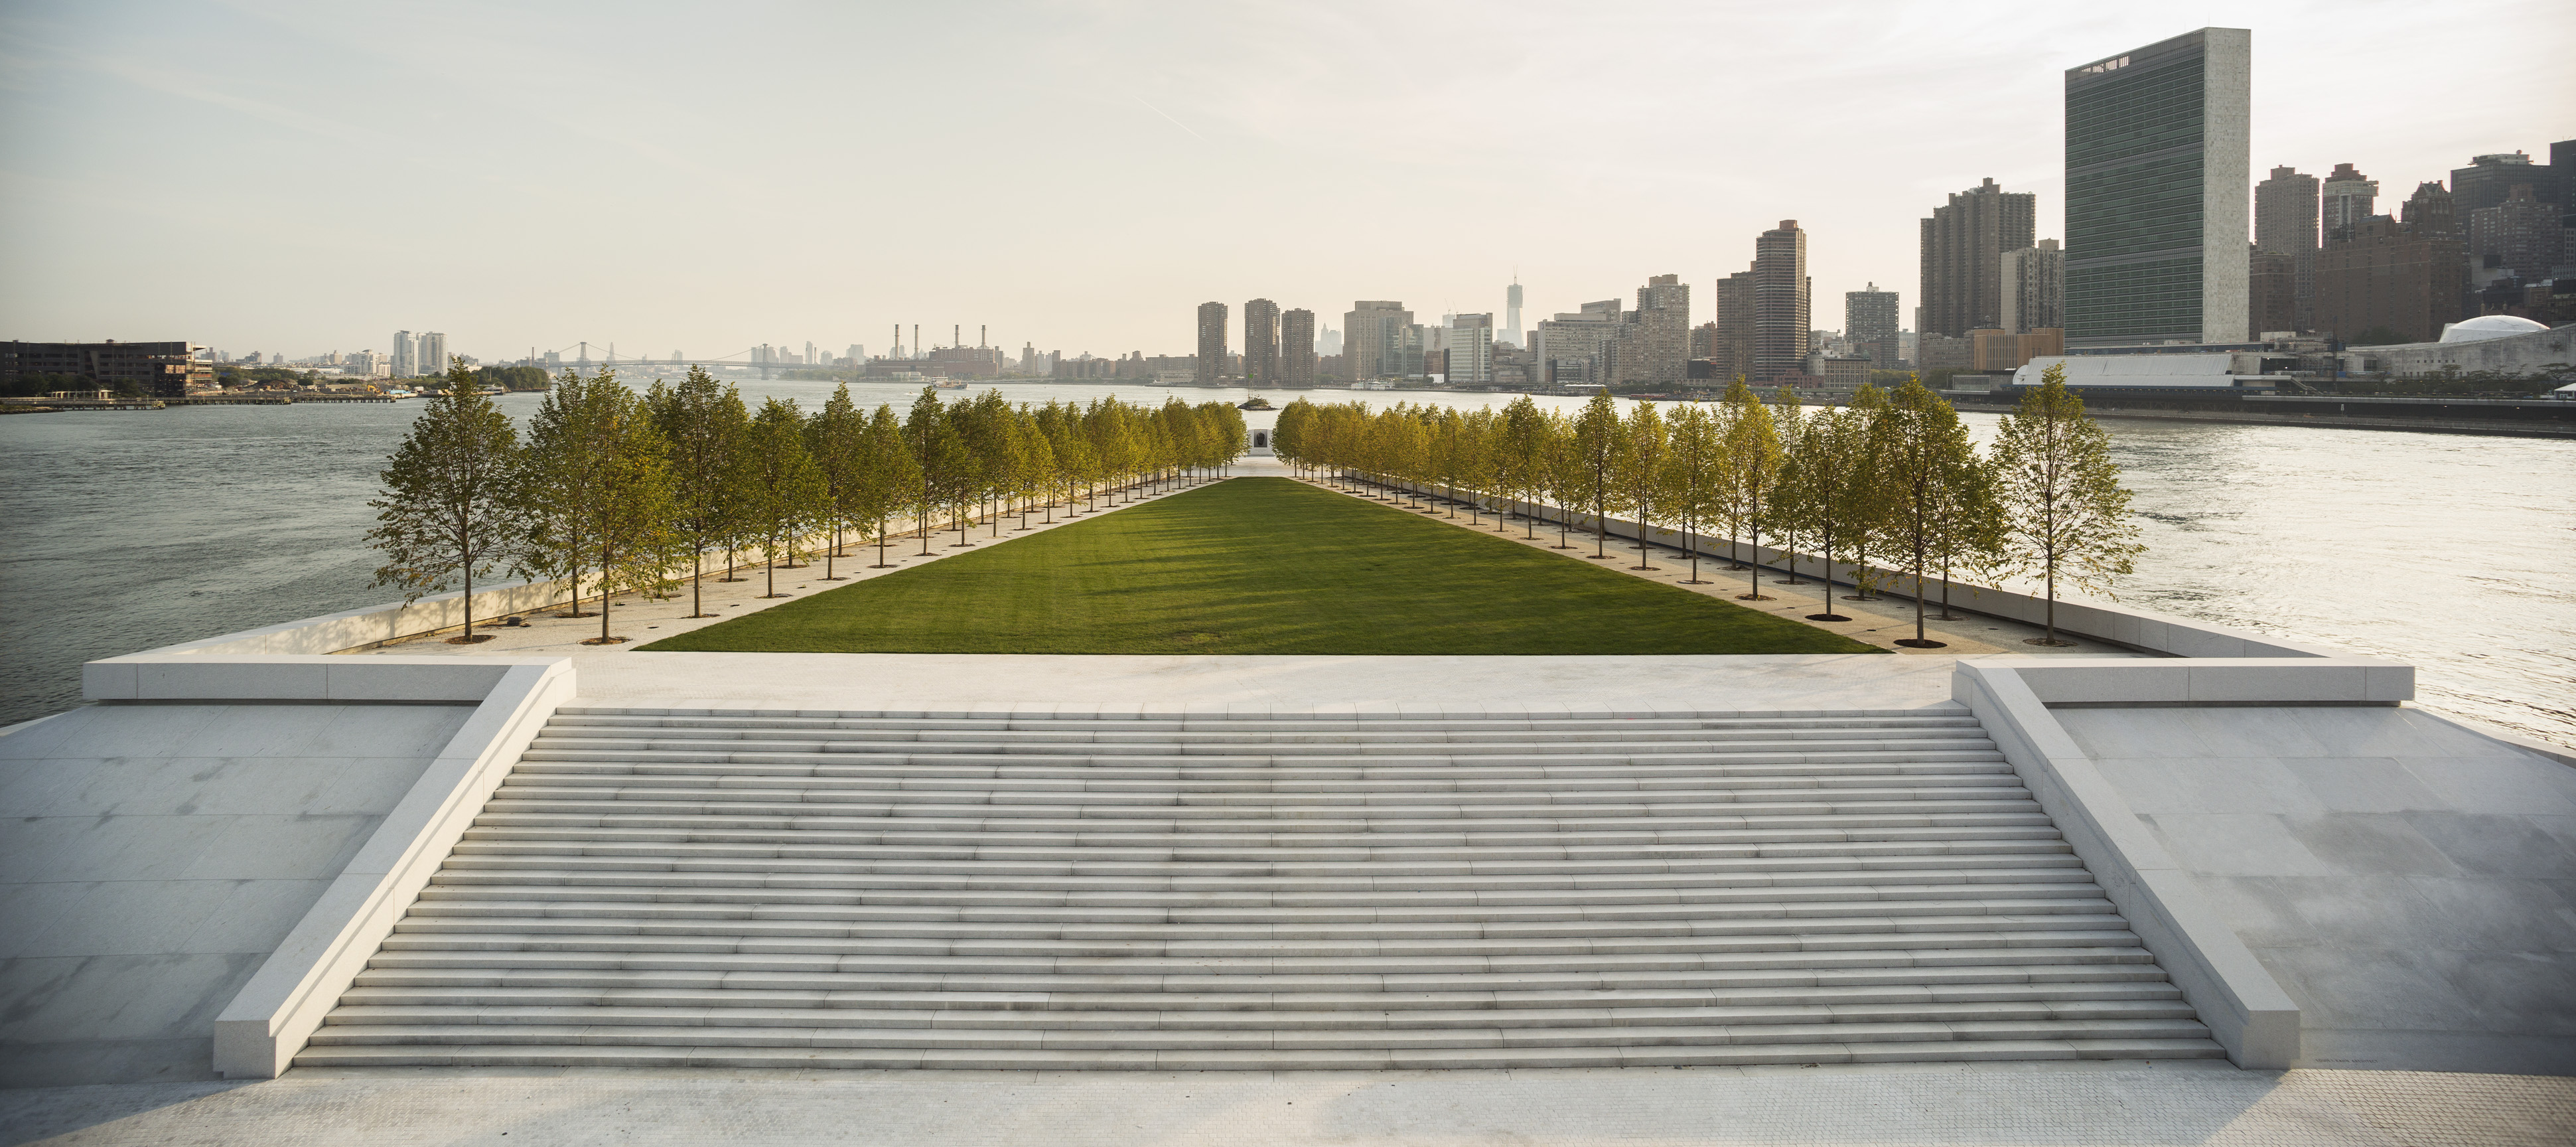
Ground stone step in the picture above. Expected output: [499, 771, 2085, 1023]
[378, 927, 2142, 958]
[321, 996, 2194, 1032]
[488, 781, 2033, 806]
[399, 893, 2122, 925]
[515, 748, 2011, 769]
[508, 759, 2018, 782]
[335, 978, 2192, 1014]
[411, 876, 2108, 908]
[305, 1017, 2214, 1052]
[455, 823, 2071, 849]
[472, 801, 2047, 826]
[448, 830, 2071, 856]
[389, 913, 2143, 943]
[547, 707, 1969, 725]
[498, 769, 2021, 795]
[360, 946, 2157, 979]
[526, 729, 1995, 750]
[421, 866, 2094, 895]
[433, 850, 2086, 879]
[290, 1037, 2228, 1071]
[346, 960, 2178, 996]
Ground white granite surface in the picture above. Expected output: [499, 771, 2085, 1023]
[2057, 704, 2576, 1074]
[0, 702, 476, 1087]
[1, 1061, 2569, 1146]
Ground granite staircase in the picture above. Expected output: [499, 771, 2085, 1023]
[296, 706, 2225, 1069]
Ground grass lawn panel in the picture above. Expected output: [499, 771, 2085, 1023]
[639, 477, 1882, 656]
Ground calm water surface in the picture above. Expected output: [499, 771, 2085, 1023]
[3, 379, 2569, 743]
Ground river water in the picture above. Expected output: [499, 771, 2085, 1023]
[4, 378, 2569, 743]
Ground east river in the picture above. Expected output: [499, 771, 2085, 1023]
[4, 378, 2570, 744]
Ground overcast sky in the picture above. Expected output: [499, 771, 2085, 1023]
[3, 1, 2568, 364]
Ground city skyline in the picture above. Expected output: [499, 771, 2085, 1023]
[2, 2, 2567, 360]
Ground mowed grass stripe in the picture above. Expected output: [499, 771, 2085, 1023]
[638, 477, 1880, 656]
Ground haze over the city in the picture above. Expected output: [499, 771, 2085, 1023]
[3, 0, 2567, 360]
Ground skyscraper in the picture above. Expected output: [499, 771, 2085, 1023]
[416, 332, 447, 376]
[1844, 283, 1898, 346]
[1195, 302, 1227, 384]
[1918, 178, 2036, 337]
[2064, 27, 2251, 346]
[391, 331, 415, 378]
[1713, 271, 1757, 382]
[1243, 299, 1280, 388]
[2321, 163, 2378, 244]
[1445, 313, 1494, 384]
[1342, 301, 1411, 380]
[2255, 165, 2319, 330]
[1281, 309, 1316, 388]
[1534, 300, 1621, 386]
[1504, 278, 1525, 348]
[1753, 220, 1810, 381]
[1605, 274, 1689, 386]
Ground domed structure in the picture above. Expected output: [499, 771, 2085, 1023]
[2438, 315, 2550, 343]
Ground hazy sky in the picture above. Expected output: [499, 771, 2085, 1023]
[3, 1, 2569, 363]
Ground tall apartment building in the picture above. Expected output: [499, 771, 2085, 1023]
[1844, 283, 1898, 346]
[391, 331, 415, 378]
[1918, 178, 2035, 337]
[1999, 242, 2064, 334]
[1753, 220, 1810, 381]
[416, 332, 447, 377]
[2064, 27, 2251, 346]
[1194, 301, 1227, 384]
[1444, 313, 1495, 384]
[1504, 279, 1525, 348]
[1534, 300, 1622, 386]
[1342, 301, 1411, 380]
[2321, 163, 2378, 243]
[1242, 299, 1281, 388]
[2315, 216, 2465, 343]
[2255, 165, 2319, 329]
[1281, 309, 1317, 387]
[2470, 184, 2566, 279]
[1604, 274, 1689, 386]
[1712, 271, 1758, 382]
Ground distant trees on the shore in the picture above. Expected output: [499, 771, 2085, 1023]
[364, 363, 1249, 643]
[1272, 367, 2141, 647]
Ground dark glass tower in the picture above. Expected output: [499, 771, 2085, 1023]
[2063, 28, 2250, 347]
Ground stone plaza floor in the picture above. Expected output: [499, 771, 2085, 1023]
[5, 1061, 2572, 1146]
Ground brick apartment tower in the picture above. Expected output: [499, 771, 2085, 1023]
[2255, 166, 2319, 330]
[1280, 309, 1316, 387]
[1195, 301, 1228, 384]
[1753, 220, 1810, 382]
[1242, 299, 1281, 388]
[1918, 178, 2036, 337]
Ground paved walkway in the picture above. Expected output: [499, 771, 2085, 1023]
[5, 1062, 2570, 1145]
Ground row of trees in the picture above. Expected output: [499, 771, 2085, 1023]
[368, 364, 1249, 643]
[1272, 368, 2140, 645]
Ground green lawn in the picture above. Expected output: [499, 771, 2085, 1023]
[638, 477, 1880, 656]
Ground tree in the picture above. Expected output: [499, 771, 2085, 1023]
[858, 404, 919, 568]
[1497, 396, 1548, 537]
[1541, 411, 1585, 550]
[1662, 401, 1723, 583]
[1569, 390, 1622, 558]
[742, 397, 829, 598]
[517, 369, 614, 617]
[806, 383, 867, 581]
[1762, 385, 1812, 588]
[1775, 406, 1875, 621]
[366, 361, 521, 643]
[578, 382, 679, 645]
[1991, 363, 2145, 645]
[1873, 377, 1984, 647]
[1612, 400, 1668, 570]
[646, 368, 751, 617]
[1718, 380, 1783, 601]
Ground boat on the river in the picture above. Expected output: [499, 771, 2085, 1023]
[1237, 396, 1275, 410]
